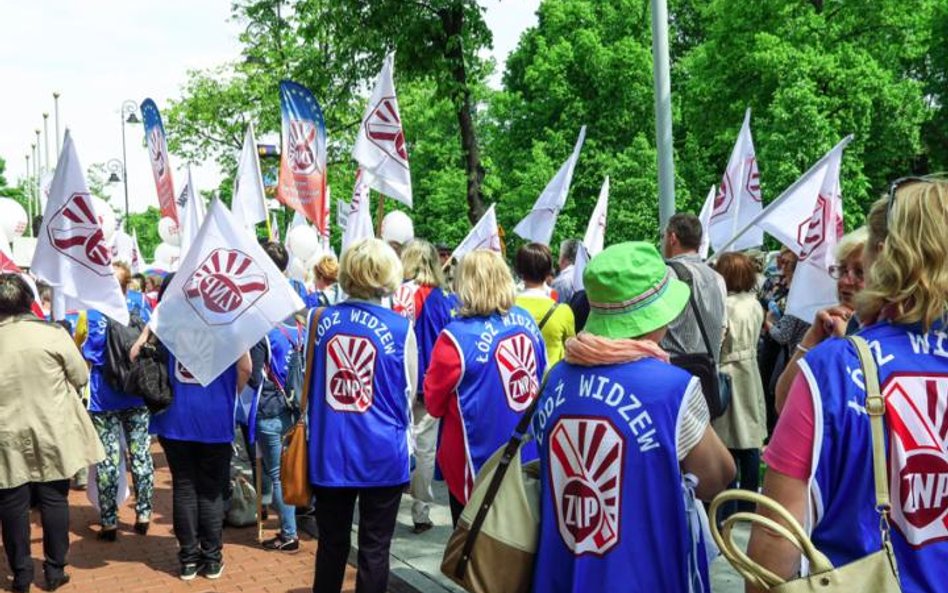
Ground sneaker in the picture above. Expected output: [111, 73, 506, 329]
[179, 563, 199, 581]
[203, 561, 225, 579]
[262, 534, 300, 553]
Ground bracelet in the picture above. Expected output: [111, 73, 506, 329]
[795, 344, 810, 355]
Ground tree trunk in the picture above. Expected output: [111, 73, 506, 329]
[440, 5, 487, 225]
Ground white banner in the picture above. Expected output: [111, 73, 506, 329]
[231, 123, 268, 235]
[452, 203, 501, 261]
[582, 176, 609, 257]
[708, 109, 763, 252]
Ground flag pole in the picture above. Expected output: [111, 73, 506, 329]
[255, 446, 264, 543]
[375, 192, 385, 238]
[650, 0, 676, 230]
[709, 135, 854, 261]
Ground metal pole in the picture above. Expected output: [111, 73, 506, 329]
[650, 0, 675, 230]
[43, 114, 50, 172]
[25, 154, 32, 236]
[34, 130, 42, 174]
[121, 110, 130, 221]
[53, 93, 62, 158]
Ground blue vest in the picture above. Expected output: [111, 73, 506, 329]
[307, 301, 412, 487]
[150, 355, 238, 444]
[267, 321, 301, 391]
[442, 306, 546, 496]
[805, 321, 948, 593]
[416, 288, 458, 381]
[531, 359, 707, 593]
[83, 309, 146, 412]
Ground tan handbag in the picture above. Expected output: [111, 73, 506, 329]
[710, 336, 901, 592]
[280, 308, 322, 507]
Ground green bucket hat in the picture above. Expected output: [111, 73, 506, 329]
[583, 241, 690, 339]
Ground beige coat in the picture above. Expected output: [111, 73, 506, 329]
[712, 292, 766, 450]
[0, 315, 104, 488]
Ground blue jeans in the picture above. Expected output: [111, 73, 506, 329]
[257, 412, 297, 538]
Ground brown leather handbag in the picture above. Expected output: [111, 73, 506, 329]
[280, 308, 322, 507]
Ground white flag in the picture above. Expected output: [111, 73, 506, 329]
[336, 199, 350, 229]
[150, 199, 305, 385]
[342, 170, 374, 253]
[178, 167, 206, 259]
[231, 124, 268, 234]
[352, 52, 412, 207]
[514, 125, 587, 245]
[572, 242, 589, 293]
[452, 203, 501, 261]
[111, 229, 135, 267]
[31, 131, 128, 324]
[698, 185, 714, 259]
[130, 229, 144, 274]
[708, 109, 763, 251]
[583, 176, 609, 256]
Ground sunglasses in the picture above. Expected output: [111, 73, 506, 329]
[886, 175, 939, 226]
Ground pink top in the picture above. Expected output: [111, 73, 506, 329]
[763, 371, 816, 481]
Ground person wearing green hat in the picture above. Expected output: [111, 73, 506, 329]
[530, 241, 735, 593]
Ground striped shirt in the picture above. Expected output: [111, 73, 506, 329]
[660, 253, 728, 360]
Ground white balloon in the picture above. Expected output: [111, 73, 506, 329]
[381, 210, 414, 246]
[304, 249, 327, 273]
[0, 198, 28, 240]
[89, 196, 117, 242]
[153, 242, 181, 270]
[287, 257, 307, 282]
[286, 225, 321, 262]
[158, 217, 181, 247]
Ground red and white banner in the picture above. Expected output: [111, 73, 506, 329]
[708, 109, 762, 252]
[31, 130, 128, 324]
[140, 99, 179, 222]
[150, 199, 305, 385]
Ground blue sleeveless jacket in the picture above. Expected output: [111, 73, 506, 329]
[416, 287, 458, 380]
[531, 359, 708, 593]
[442, 306, 546, 497]
[802, 321, 948, 593]
[83, 309, 146, 412]
[150, 355, 238, 444]
[307, 301, 413, 487]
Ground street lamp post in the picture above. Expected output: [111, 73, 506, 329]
[25, 154, 32, 235]
[53, 92, 62, 158]
[106, 159, 126, 225]
[34, 130, 41, 174]
[43, 113, 50, 171]
[119, 100, 140, 222]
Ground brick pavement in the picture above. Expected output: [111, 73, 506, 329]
[0, 448, 358, 593]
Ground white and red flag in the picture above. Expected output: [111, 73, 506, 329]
[452, 203, 501, 261]
[342, 169, 374, 253]
[178, 167, 206, 259]
[708, 109, 762, 252]
[582, 176, 610, 257]
[698, 185, 714, 259]
[353, 52, 412, 207]
[31, 131, 128, 324]
[514, 126, 586, 245]
[149, 199, 305, 385]
[130, 229, 144, 274]
[231, 123, 268, 236]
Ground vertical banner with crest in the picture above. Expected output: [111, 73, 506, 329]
[276, 81, 328, 233]
[140, 99, 179, 223]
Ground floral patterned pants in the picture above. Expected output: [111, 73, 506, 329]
[90, 407, 155, 527]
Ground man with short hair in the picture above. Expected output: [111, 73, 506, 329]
[660, 213, 727, 359]
[551, 238, 581, 303]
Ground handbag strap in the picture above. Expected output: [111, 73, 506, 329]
[455, 365, 556, 579]
[537, 301, 559, 331]
[848, 336, 891, 514]
[666, 260, 716, 360]
[298, 307, 325, 417]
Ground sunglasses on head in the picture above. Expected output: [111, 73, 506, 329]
[886, 175, 939, 226]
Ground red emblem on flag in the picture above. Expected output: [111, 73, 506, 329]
[288, 120, 320, 175]
[174, 361, 200, 384]
[797, 195, 830, 260]
[325, 334, 377, 413]
[884, 374, 948, 547]
[549, 417, 624, 555]
[495, 334, 539, 412]
[745, 156, 761, 202]
[47, 192, 113, 276]
[712, 173, 733, 219]
[364, 97, 408, 168]
[183, 248, 269, 325]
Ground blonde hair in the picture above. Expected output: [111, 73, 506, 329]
[835, 227, 868, 264]
[453, 250, 516, 317]
[313, 254, 340, 283]
[400, 240, 444, 287]
[857, 180, 948, 330]
[864, 196, 888, 261]
[339, 238, 402, 300]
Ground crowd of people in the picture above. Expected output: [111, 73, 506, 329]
[0, 176, 945, 593]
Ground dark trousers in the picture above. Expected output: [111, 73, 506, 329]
[312, 484, 404, 593]
[159, 437, 232, 565]
[0, 480, 70, 589]
[722, 448, 761, 518]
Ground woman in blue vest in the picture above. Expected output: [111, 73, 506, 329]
[425, 249, 547, 526]
[749, 179, 948, 593]
[307, 238, 416, 593]
[81, 262, 155, 541]
[145, 274, 252, 582]
[531, 242, 735, 593]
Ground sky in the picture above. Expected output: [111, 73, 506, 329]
[0, 0, 540, 217]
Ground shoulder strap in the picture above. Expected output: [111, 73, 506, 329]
[537, 301, 559, 331]
[455, 364, 557, 578]
[298, 307, 325, 416]
[848, 336, 890, 512]
[666, 260, 715, 359]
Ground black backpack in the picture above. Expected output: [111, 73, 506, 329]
[103, 312, 145, 393]
[125, 335, 173, 414]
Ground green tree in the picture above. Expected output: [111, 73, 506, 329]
[125, 207, 162, 261]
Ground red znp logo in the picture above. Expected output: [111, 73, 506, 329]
[325, 334, 377, 413]
[549, 417, 624, 555]
[392, 283, 418, 322]
[495, 334, 539, 412]
[47, 193, 113, 276]
[288, 120, 320, 175]
[183, 249, 269, 325]
[174, 361, 199, 384]
[148, 127, 167, 179]
[364, 97, 408, 168]
[885, 374, 948, 547]
[745, 156, 761, 202]
[797, 195, 830, 260]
